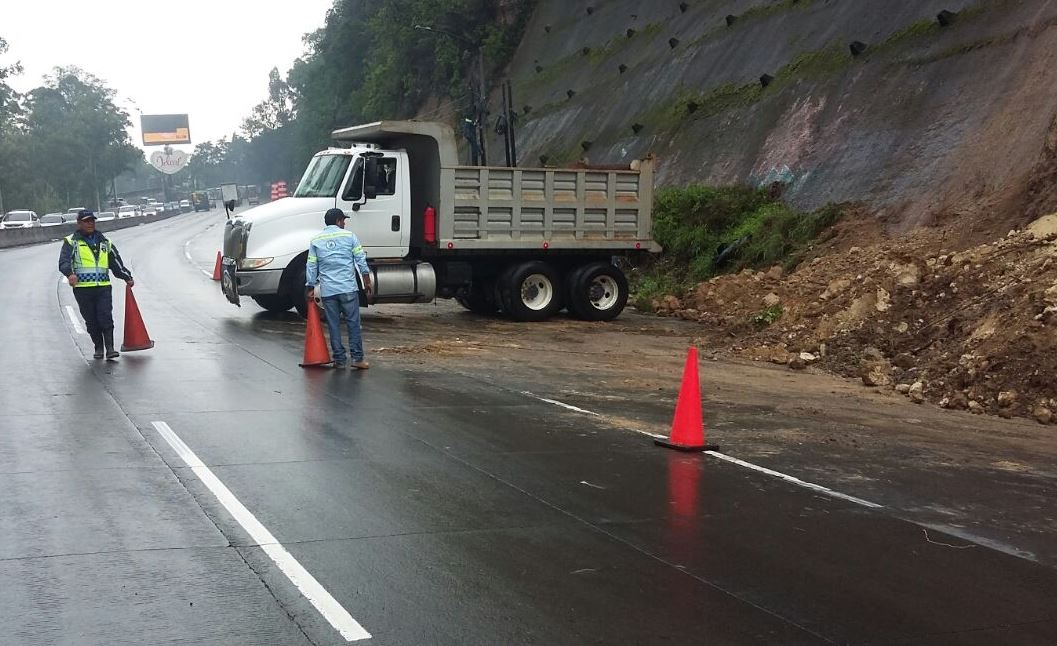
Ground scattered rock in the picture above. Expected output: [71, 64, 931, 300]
[1027, 213, 1057, 240]
[968, 401, 986, 415]
[1044, 284, 1057, 306]
[895, 384, 911, 394]
[893, 353, 915, 369]
[788, 356, 807, 370]
[766, 265, 784, 280]
[763, 293, 781, 307]
[799, 352, 818, 363]
[1034, 406, 1054, 425]
[861, 361, 892, 387]
[908, 381, 925, 404]
[894, 321, 909, 333]
[862, 346, 885, 361]
[946, 391, 969, 410]
[875, 287, 892, 312]
[997, 391, 1018, 408]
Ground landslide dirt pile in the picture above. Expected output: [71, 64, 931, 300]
[651, 214, 1057, 424]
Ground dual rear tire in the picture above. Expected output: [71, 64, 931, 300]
[483, 260, 628, 322]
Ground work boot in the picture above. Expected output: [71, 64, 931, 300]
[350, 360, 370, 370]
[103, 330, 120, 360]
[90, 332, 104, 359]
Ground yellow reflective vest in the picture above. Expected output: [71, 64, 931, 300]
[65, 234, 111, 287]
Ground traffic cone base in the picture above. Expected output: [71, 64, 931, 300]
[655, 347, 718, 452]
[212, 251, 223, 281]
[299, 298, 332, 368]
[121, 284, 155, 352]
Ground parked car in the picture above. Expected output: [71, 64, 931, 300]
[1, 210, 41, 229]
[179, 199, 192, 213]
[117, 205, 141, 219]
[40, 213, 67, 227]
[95, 211, 117, 222]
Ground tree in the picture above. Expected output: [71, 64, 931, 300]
[20, 67, 140, 210]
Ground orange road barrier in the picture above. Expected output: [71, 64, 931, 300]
[299, 297, 332, 368]
[212, 251, 223, 281]
[654, 347, 718, 452]
[120, 284, 155, 352]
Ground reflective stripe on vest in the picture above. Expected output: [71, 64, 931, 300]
[66, 234, 111, 287]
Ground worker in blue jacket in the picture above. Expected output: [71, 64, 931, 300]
[306, 208, 373, 369]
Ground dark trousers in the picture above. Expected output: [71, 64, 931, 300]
[73, 286, 114, 340]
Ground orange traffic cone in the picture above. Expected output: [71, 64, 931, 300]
[299, 298, 332, 368]
[654, 347, 718, 452]
[120, 284, 155, 352]
[212, 251, 223, 281]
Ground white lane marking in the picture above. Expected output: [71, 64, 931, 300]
[64, 305, 86, 335]
[150, 421, 371, 642]
[521, 391, 600, 416]
[705, 451, 883, 509]
[183, 226, 220, 278]
[522, 391, 881, 509]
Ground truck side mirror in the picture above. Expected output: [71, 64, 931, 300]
[363, 157, 379, 200]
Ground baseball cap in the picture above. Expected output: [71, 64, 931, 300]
[77, 210, 97, 221]
[324, 208, 347, 226]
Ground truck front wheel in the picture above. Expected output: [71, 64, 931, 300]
[251, 294, 294, 313]
[500, 261, 563, 322]
[567, 262, 628, 321]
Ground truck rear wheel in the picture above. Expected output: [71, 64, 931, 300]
[567, 262, 628, 321]
[456, 290, 498, 315]
[251, 294, 294, 313]
[500, 261, 563, 322]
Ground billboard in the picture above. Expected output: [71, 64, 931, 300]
[141, 114, 191, 146]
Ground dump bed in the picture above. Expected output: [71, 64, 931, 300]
[331, 121, 660, 253]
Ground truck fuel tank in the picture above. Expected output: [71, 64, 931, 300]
[369, 262, 436, 304]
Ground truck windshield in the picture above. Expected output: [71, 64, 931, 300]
[294, 155, 352, 198]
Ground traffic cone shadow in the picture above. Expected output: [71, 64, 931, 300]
[212, 251, 223, 281]
[299, 298, 332, 368]
[121, 284, 155, 352]
[654, 347, 718, 452]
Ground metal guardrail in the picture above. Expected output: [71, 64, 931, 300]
[0, 210, 197, 250]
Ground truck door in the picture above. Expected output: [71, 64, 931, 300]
[336, 155, 407, 258]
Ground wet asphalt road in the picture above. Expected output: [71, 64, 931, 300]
[1, 212, 1056, 645]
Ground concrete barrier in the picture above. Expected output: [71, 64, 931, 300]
[0, 210, 211, 249]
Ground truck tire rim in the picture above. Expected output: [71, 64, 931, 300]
[588, 275, 619, 310]
[520, 274, 554, 311]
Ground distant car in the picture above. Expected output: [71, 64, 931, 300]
[142, 207, 158, 217]
[62, 213, 79, 223]
[1, 210, 41, 229]
[95, 211, 117, 222]
[117, 205, 141, 219]
[66, 207, 87, 215]
[179, 199, 192, 213]
[192, 192, 211, 212]
[40, 213, 66, 227]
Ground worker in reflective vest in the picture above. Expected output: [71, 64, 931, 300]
[57, 210, 135, 359]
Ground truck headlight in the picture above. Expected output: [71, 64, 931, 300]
[239, 257, 274, 270]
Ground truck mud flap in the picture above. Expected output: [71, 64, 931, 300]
[221, 258, 241, 307]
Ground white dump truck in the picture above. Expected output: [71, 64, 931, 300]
[220, 120, 660, 321]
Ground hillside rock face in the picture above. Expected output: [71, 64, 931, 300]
[499, 0, 1057, 232]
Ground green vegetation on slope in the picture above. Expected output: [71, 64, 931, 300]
[631, 185, 844, 310]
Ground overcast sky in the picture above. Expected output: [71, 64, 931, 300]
[3, 0, 333, 152]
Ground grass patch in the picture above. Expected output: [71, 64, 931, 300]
[752, 304, 784, 327]
[631, 185, 845, 307]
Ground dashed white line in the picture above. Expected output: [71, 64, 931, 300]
[521, 391, 600, 416]
[524, 392, 882, 509]
[64, 305, 86, 335]
[150, 421, 371, 642]
[704, 451, 882, 509]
